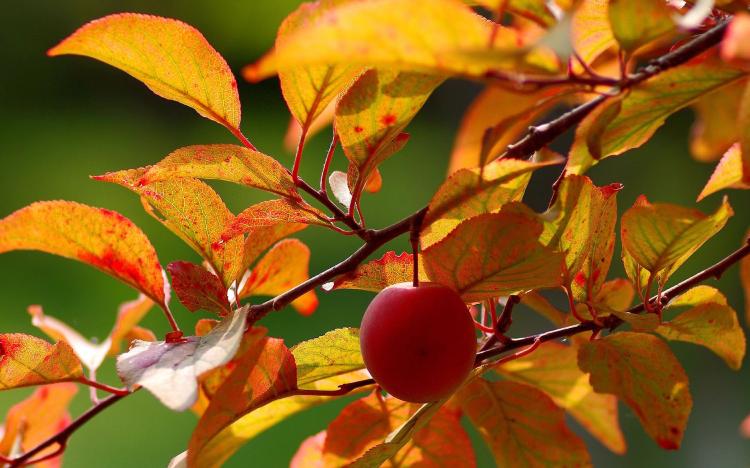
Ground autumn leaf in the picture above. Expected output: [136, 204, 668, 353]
[697, 144, 750, 200]
[496, 341, 625, 453]
[567, 53, 747, 174]
[0, 201, 166, 307]
[49, 14, 245, 140]
[421, 151, 563, 248]
[336, 69, 443, 202]
[578, 332, 692, 449]
[0, 334, 83, 389]
[423, 211, 564, 301]
[140, 145, 296, 198]
[28, 305, 111, 373]
[738, 80, 750, 182]
[520, 291, 566, 326]
[239, 222, 307, 273]
[324, 251, 428, 292]
[239, 239, 318, 315]
[570, 0, 616, 71]
[721, 12, 750, 70]
[473, 0, 573, 27]
[291, 431, 326, 468]
[657, 290, 746, 370]
[108, 294, 155, 355]
[168, 261, 230, 316]
[742, 232, 750, 323]
[116, 307, 249, 411]
[458, 379, 591, 466]
[320, 393, 475, 467]
[0, 383, 77, 467]
[689, 80, 747, 162]
[246, 0, 557, 80]
[448, 86, 566, 172]
[291, 328, 364, 387]
[94, 170, 244, 286]
[608, 0, 675, 54]
[621, 196, 733, 288]
[254, 0, 362, 136]
[221, 199, 332, 241]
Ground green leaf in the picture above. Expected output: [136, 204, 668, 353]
[421, 151, 563, 248]
[291, 328, 364, 387]
[422, 211, 564, 301]
[458, 379, 591, 466]
[578, 332, 692, 449]
[49, 14, 243, 138]
[0, 201, 167, 307]
[0, 334, 84, 390]
[496, 341, 625, 454]
[568, 54, 747, 174]
[140, 145, 296, 198]
[621, 196, 733, 287]
[116, 307, 249, 411]
[608, 0, 675, 53]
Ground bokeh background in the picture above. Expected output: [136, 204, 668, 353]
[0, 1, 748, 467]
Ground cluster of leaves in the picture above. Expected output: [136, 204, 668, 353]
[1, 1, 750, 467]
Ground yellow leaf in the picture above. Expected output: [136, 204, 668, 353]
[326, 251, 429, 292]
[697, 144, 750, 200]
[571, 0, 616, 71]
[689, 79, 747, 162]
[608, 0, 675, 54]
[291, 328, 364, 387]
[0, 334, 83, 389]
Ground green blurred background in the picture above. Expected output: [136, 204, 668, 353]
[0, 1, 748, 467]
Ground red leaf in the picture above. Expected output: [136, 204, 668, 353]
[168, 261, 230, 316]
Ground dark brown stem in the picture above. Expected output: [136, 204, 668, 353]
[410, 214, 424, 287]
[9, 393, 128, 467]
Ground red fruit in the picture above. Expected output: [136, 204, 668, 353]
[359, 282, 477, 403]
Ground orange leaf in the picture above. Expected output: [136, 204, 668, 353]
[496, 341, 625, 454]
[738, 80, 750, 182]
[325, 251, 428, 292]
[697, 144, 750, 200]
[422, 211, 564, 301]
[187, 330, 297, 468]
[721, 13, 750, 70]
[0, 201, 166, 307]
[322, 393, 475, 467]
[578, 332, 692, 449]
[458, 379, 591, 466]
[0, 383, 78, 467]
[422, 151, 563, 248]
[239, 239, 318, 315]
[570, 0, 616, 71]
[49, 14, 244, 139]
[94, 169, 244, 286]
[474, 0, 574, 27]
[140, 145, 296, 198]
[0, 334, 83, 389]
[689, 79, 747, 162]
[291, 431, 326, 468]
[168, 261, 230, 316]
[108, 294, 155, 355]
[240, 222, 308, 273]
[222, 199, 332, 241]
[567, 53, 747, 174]
[336, 69, 442, 202]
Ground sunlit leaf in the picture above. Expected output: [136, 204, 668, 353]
[578, 332, 692, 449]
[473, 0, 573, 27]
[168, 261, 230, 316]
[28, 305, 110, 373]
[49, 14, 243, 138]
[608, 0, 675, 54]
[423, 212, 564, 301]
[721, 12, 750, 70]
[222, 199, 332, 241]
[571, 0, 616, 71]
[621, 196, 733, 287]
[94, 169, 244, 286]
[140, 145, 296, 198]
[458, 379, 591, 466]
[697, 144, 750, 200]
[322, 393, 474, 467]
[0, 383, 77, 467]
[742, 232, 750, 323]
[496, 341, 625, 454]
[246, 0, 557, 80]
[259, 0, 362, 134]
[0, 201, 166, 307]
[0, 334, 83, 389]
[187, 329, 297, 467]
[291, 328, 363, 387]
[737, 80, 750, 182]
[116, 307, 248, 411]
[657, 300, 746, 370]
[325, 251, 428, 292]
[239, 222, 307, 273]
[239, 239, 318, 315]
[108, 294, 155, 355]
[448, 86, 565, 173]
[689, 80, 747, 162]
[567, 53, 747, 174]
[421, 152, 563, 248]
[291, 431, 326, 468]
[571, 183, 621, 301]
[329, 170, 353, 209]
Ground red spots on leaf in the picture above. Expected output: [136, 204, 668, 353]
[142, 190, 163, 201]
[78, 248, 147, 292]
[380, 114, 397, 126]
[354, 125, 364, 133]
[601, 183, 624, 198]
[99, 208, 128, 223]
[573, 272, 587, 287]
